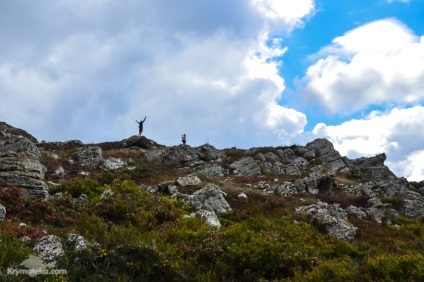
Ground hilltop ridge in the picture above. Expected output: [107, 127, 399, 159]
[1, 121, 424, 281]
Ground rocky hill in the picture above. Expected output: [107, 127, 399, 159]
[1, 122, 423, 281]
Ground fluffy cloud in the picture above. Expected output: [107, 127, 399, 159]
[298, 18, 424, 114]
[0, 0, 313, 146]
[311, 106, 424, 180]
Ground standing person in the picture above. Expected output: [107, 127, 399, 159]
[135, 117, 147, 136]
[182, 134, 186, 145]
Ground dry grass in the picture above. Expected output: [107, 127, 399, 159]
[334, 175, 360, 186]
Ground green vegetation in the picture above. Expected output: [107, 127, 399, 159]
[1, 146, 423, 281]
[1, 180, 424, 281]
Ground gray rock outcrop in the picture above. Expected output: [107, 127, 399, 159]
[176, 175, 202, 187]
[229, 157, 262, 176]
[69, 146, 104, 169]
[197, 164, 225, 177]
[181, 184, 232, 227]
[189, 210, 222, 227]
[350, 153, 397, 181]
[0, 131, 48, 198]
[296, 201, 357, 241]
[306, 138, 349, 174]
[160, 144, 222, 168]
[102, 157, 126, 170]
[33, 235, 65, 264]
[0, 203, 5, 223]
[121, 135, 162, 149]
[182, 184, 232, 214]
[0, 122, 38, 143]
[67, 233, 88, 251]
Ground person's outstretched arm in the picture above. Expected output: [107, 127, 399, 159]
[143, 116, 146, 122]
[135, 120, 140, 124]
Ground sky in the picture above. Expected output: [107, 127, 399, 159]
[1, 0, 424, 181]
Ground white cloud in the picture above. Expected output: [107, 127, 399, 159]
[0, 0, 313, 147]
[388, 150, 424, 182]
[311, 106, 424, 180]
[252, 0, 315, 28]
[298, 18, 424, 114]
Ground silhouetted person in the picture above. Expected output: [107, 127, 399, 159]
[182, 134, 186, 145]
[136, 117, 146, 136]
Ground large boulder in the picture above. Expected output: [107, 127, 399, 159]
[69, 146, 104, 169]
[306, 138, 349, 173]
[350, 153, 397, 181]
[33, 235, 65, 264]
[190, 209, 222, 227]
[160, 144, 222, 168]
[196, 144, 222, 161]
[160, 145, 200, 167]
[296, 201, 357, 241]
[176, 175, 202, 187]
[197, 164, 225, 177]
[229, 157, 262, 176]
[121, 135, 162, 149]
[0, 122, 38, 143]
[102, 157, 126, 170]
[182, 184, 232, 214]
[0, 132, 48, 199]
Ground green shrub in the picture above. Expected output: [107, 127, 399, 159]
[291, 257, 357, 282]
[362, 252, 424, 282]
[0, 227, 31, 269]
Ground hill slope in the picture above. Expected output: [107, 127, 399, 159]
[1, 122, 424, 281]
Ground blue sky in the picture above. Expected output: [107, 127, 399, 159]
[281, 0, 424, 130]
[1, 0, 424, 181]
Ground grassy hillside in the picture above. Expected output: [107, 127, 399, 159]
[1, 142, 424, 281]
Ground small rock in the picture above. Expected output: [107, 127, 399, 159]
[0, 203, 5, 223]
[100, 189, 114, 200]
[237, 192, 248, 200]
[176, 175, 202, 187]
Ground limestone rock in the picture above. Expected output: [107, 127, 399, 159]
[0, 121, 38, 143]
[311, 214, 357, 241]
[0, 150, 48, 199]
[148, 181, 178, 196]
[176, 175, 202, 187]
[237, 192, 248, 200]
[102, 157, 126, 170]
[402, 197, 424, 220]
[74, 194, 88, 203]
[190, 209, 222, 227]
[69, 146, 104, 169]
[0, 203, 5, 223]
[345, 205, 367, 219]
[196, 144, 222, 161]
[197, 165, 225, 177]
[67, 233, 88, 251]
[229, 157, 261, 176]
[160, 145, 200, 167]
[54, 166, 66, 177]
[33, 235, 65, 264]
[121, 135, 162, 149]
[160, 144, 221, 168]
[100, 189, 114, 200]
[296, 201, 356, 241]
[183, 184, 232, 214]
[351, 153, 397, 181]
